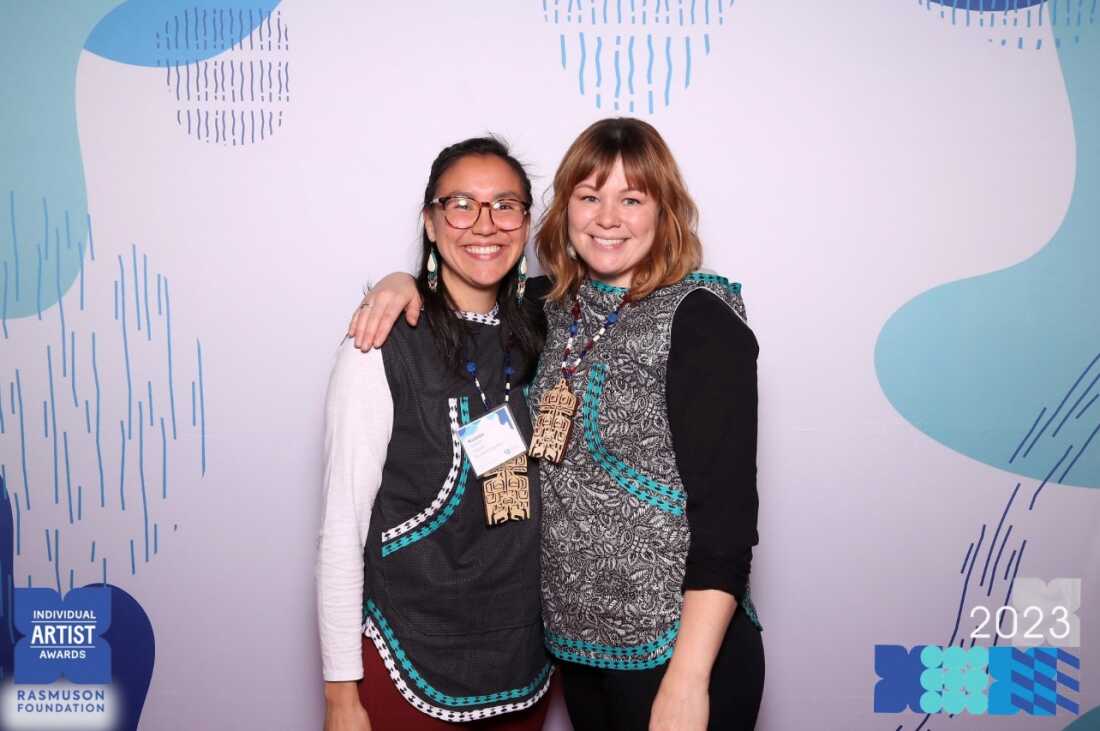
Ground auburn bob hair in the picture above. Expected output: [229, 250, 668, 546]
[535, 117, 703, 302]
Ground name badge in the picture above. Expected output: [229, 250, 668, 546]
[456, 404, 529, 477]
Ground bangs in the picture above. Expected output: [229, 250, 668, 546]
[564, 128, 657, 196]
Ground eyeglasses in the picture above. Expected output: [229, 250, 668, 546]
[429, 196, 529, 232]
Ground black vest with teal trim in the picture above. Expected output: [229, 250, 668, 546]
[529, 274, 761, 670]
[364, 312, 551, 721]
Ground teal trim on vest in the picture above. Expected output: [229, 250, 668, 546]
[582, 364, 686, 515]
[544, 622, 680, 657]
[365, 599, 552, 707]
[545, 622, 678, 670]
[686, 272, 741, 295]
[381, 397, 472, 557]
[589, 279, 629, 295]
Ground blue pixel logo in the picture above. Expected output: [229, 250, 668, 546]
[875, 577, 1081, 716]
[13, 587, 112, 684]
[874, 644, 1080, 715]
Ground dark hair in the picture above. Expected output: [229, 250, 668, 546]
[415, 136, 542, 377]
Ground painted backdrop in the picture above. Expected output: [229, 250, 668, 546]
[1, 1, 1098, 729]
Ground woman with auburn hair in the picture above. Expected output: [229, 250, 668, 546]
[350, 118, 764, 730]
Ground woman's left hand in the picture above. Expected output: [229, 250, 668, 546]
[649, 672, 709, 731]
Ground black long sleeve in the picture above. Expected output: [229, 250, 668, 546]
[666, 289, 759, 602]
[523, 275, 552, 339]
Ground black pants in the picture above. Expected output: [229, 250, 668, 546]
[559, 607, 764, 731]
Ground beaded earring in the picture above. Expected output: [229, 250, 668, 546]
[516, 254, 528, 302]
[427, 248, 439, 292]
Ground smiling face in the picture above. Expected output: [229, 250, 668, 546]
[566, 155, 658, 289]
[424, 154, 530, 311]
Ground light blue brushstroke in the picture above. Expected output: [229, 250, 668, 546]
[875, 31, 1100, 488]
[1, 2, 279, 320]
[1, 2, 118, 319]
[84, 0, 281, 68]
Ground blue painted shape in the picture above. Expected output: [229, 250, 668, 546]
[84, 1, 281, 67]
[874, 644, 928, 713]
[928, 0, 1045, 8]
[1, 2, 119, 319]
[875, 33, 1100, 489]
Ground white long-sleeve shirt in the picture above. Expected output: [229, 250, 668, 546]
[316, 340, 393, 681]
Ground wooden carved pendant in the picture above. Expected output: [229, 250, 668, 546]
[528, 378, 578, 464]
[482, 454, 530, 525]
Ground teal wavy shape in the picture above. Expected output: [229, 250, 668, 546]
[0, 1, 279, 322]
[875, 34, 1100, 489]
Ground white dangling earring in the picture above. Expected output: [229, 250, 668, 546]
[566, 243, 577, 260]
[516, 254, 528, 302]
[427, 248, 439, 292]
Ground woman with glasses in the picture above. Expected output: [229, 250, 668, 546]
[347, 118, 764, 731]
[317, 137, 554, 730]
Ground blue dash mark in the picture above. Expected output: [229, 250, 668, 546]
[164, 277, 178, 439]
[63, 431, 73, 524]
[119, 420, 127, 511]
[90, 540, 96, 563]
[46, 347, 59, 505]
[138, 402, 150, 563]
[45, 529, 51, 562]
[15, 370, 29, 509]
[14, 494, 20, 554]
[131, 244, 142, 333]
[579, 32, 588, 95]
[70, 332, 78, 407]
[1029, 443, 1075, 510]
[614, 37, 622, 109]
[86, 214, 95, 261]
[986, 524, 1013, 598]
[55, 232, 68, 378]
[154, 522, 159, 555]
[684, 36, 691, 88]
[663, 36, 672, 106]
[147, 381, 154, 425]
[705, 32, 710, 54]
[101, 558, 106, 585]
[129, 539, 135, 575]
[156, 273, 162, 316]
[560, 34, 567, 68]
[1055, 370, 1100, 438]
[52, 530, 61, 594]
[1079, 393, 1099, 419]
[117, 256, 133, 439]
[35, 244, 42, 321]
[78, 235, 85, 311]
[628, 36, 636, 95]
[142, 253, 152, 342]
[1059, 420, 1100, 485]
[92, 332, 104, 506]
[160, 417, 168, 498]
[595, 36, 603, 108]
[8, 192, 19, 302]
[197, 339, 206, 475]
[1011, 406, 1046, 463]
[77, 484, 82, 521]
[2, 261, 9, 339]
